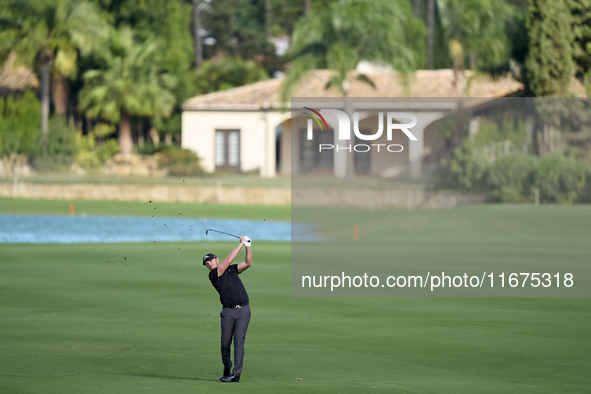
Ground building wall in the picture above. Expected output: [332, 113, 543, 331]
[182, 111, 265, 173]
[423, 120, 448, 174]
[280, 118, 293, 175]
[356, 115, 410, 177]
[282, 116, 307, 176]
[182, 110, 448, 178]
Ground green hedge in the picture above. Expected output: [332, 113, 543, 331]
[534, 153, 589, 204]
[0, 91, 41, 157]
[442, 143, 591, 204]
[149, 145, 203, 176]
[486, 154, 538, 203]
[31, 116, 78, 172]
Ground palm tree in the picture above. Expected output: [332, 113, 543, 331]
[0, 0, 108, 135]
[280, 0, 422, 178]
[427, 0, 435, 69]
[193, 0, 204, 69]
[437, 0, 513, 75]
[414, 0, 422, 18]
[280, 0, 420, 100]
[435, 0, 514, 146]
[79, 28, 177, 155]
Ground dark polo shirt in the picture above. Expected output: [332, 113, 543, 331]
[209, 264, 249, 308]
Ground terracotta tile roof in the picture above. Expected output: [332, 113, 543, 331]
[183, 69, 524, 110]
[0, 53, 39, 92]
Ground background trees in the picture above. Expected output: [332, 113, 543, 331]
[79, 28, 176, 154]
[280, 0, 424, 99]
[0, 0, 109, 135]
[437, 0, 514, 72]
[526, 0, 576, 97]
[1, 0, 590, 163]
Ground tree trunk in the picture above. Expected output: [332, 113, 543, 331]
[427, 0, 435, 70]
[137, 118, 145, 147]
[413, 0, 421, 18]
[85, 116, 93, 134]
[119, 108, 134, 154]
[304, 0, 310, 18]
[193, 0, 203, 69]
[265, 0, 271, 40]
[149, 127, 160, 145]
[40, 57, 51, 139]
[455, 98, 465, 147]
[165, 133, 172, 145]
[469, 53, 476, 70]
[52, 69, 68, 115]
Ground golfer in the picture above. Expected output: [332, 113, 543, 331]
[203, 235, 252, 383]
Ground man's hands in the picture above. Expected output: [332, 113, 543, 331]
[239, 236, 252, 248]
[237, 235, 253, 273]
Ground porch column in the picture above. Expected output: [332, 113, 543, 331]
[260, 104, 276, 178]
[408, 112, 446, 179]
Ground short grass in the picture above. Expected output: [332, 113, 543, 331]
[1, 204, 590, 393]
[0, 197, 291, 221]
[292, 204, 591, 297]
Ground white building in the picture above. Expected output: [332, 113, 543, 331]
[182, 69, 523, 178]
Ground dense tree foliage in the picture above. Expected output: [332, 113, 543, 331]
[526, 0, 576, 96]
[0, 91, 41, 157]
[1, 0, 590, 161]
[0, 0, 109, 134]
[79, 28, 176, 154]
[194, 57, 268, 95]
[281, 0, 425, 100]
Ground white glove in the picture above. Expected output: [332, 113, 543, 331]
[244, 236, 252, 247]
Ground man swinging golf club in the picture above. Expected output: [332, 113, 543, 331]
[203, 235, 252, 383]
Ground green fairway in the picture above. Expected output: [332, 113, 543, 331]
[292, 204, 591, 297]
[1, 205, 590, 393]
[0, 197, 290, 221]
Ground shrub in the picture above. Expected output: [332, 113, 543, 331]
[0, 91, 42, 158]
[75, 124, 120, 171]
[474, 118, 527, 151]
[440, 141, 591, 204]
[157, 146, 203, 176]
[485, 154, 538, 202]
[31, 116, 78, 172]
[136, 142, 169, 156]
[440, 140, 490, 190]
[581, 171, 591, 203]
[534, 153, 589, 203]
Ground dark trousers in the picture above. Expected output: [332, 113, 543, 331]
[220, 304, 251, 375]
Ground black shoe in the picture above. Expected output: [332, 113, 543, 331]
[220, 373, 240, 383]
[223, 368, 231, 377]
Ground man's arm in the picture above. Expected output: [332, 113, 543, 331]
[237, 243, 252, 273]
[217, 237, 245, 277]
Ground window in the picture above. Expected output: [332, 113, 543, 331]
[300, 128, 334, 173]
[215, 130, 240, 170]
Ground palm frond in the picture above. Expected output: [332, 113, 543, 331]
[279, 54, 320, 104]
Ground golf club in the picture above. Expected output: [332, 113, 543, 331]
[205, 228, 240, 239]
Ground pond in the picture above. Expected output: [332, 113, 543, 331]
[0, 214, 302, 244]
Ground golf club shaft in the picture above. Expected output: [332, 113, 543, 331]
[207, 229, 240, 239]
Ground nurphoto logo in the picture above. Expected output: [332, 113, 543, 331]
[303, 108, 419, 153]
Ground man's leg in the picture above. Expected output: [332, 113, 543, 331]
[220, 308, 235, 374]
[232, 305, 251, 376]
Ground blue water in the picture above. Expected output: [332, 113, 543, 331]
[0, 214, 311, 244]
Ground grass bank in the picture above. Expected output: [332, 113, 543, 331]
[0, 197, 291, 221]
